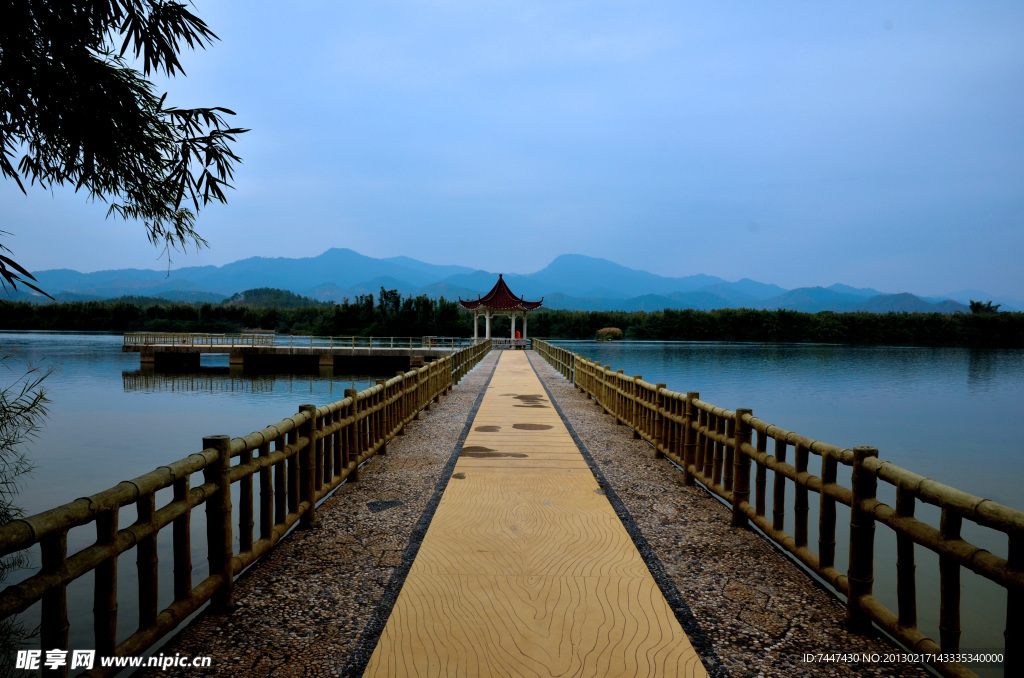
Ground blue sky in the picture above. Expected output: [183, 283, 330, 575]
[4, 1, 1023, 298]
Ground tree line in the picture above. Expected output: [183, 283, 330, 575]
[1, 290, 1022, 348]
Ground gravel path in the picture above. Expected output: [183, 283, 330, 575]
[143, 349, 932, 678]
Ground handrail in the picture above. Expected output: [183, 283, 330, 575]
[122, 333, 474, 350]
[532, 339, 1021, 678]
[0, 339, 492, 677]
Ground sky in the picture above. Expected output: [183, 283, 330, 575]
[3, 0, 1023, 299]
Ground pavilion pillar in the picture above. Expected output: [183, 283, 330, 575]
[523, 312, 528, 340]
[511, 312, 516, 340]
[485, 311, 491, 339]
[473, 311, 478, 341]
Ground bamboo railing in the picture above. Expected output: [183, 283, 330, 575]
[123, 332, 275, 347]
[0, 339, 492, 677]
[123, 333, 473, 350]
[533, 339, 1021, 678]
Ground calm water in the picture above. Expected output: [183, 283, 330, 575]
[1, 334, 1020, 672]
[553, 340, 1024, 675]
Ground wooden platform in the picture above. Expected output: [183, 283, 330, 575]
[365, 351, 708, 677]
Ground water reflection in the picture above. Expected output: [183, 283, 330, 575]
[122, 366, 383, 399]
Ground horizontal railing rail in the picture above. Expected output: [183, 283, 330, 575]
[533, 339, 1022, 678]
[491, 338, 531, 350]
[123, 333, 474, 350]
[0, 339, 492, 677]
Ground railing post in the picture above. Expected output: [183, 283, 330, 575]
[344, 389, 360, 481]
[376, 380, 389, 454]
[40, 530, 70, 677]
[95, 509, 119, 658]
[895, 482, 917, 631]
[395, 373, 407, 434]
[847, 445, 878, 633]
[631, 375, 642, 438]
[298, 405, 317, 529]
[820, 451, 839, 571]
[654, 384, 666, 458]
[203, 434, 235, 610]
[1007, 529, 1023, 678]
[939, 508, 963, 652]
[682, 392, 698, 485]
[732, 409, 752, 527]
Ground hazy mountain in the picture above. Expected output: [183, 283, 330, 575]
[18, 248, 994, 314]
[827, 283, 886, 298]
[930, 289, 1021, 312]
[759, 288, 969, 313]
[381, 256, 476, 279]
[760, 287, 865, 312]
[523, 254, 725, 298]
[854, 294, 968, 314]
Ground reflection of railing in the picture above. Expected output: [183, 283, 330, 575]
[123, 333, 474, 349]
[491, 338, 530, 350]
[0, 340, 492, 674]
[533, 339, 1021, 678]
[122, 371, 277, 394]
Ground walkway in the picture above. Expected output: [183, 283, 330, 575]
[365, 351, 707, 677]
[147, 349, 931, 678]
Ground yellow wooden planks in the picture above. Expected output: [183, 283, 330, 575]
[365, 351, 707, 677]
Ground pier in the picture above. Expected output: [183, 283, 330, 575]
[365, 351, 704, 676]
[0, 340, 1019, 678]
[121, 332, 473, 370]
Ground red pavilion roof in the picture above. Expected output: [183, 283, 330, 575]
[459, 274, 543, 311]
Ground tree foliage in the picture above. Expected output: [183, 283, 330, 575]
[3, 293, 1023, 348]
[0, 0, 248, 295]
[223, 288, 332, 309]
[969, 300, 1000, 314]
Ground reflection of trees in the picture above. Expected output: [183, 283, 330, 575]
[0, 354, 52, 668]
[967, 349, 997, 393]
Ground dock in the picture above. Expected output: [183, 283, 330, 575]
[121, 332, 467, 370]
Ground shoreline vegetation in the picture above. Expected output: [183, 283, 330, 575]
[1, 288, 1022, 348]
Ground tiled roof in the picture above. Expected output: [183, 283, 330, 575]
[459, 274, 543, 311]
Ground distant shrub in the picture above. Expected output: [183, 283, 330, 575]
[596, 327, 623, 341]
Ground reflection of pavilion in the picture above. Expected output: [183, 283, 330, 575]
[459, 274, 543, 344]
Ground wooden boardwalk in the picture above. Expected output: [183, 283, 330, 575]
[365, 350, 707, 677]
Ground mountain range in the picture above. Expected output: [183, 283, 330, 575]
[12, 249, 1021, 314]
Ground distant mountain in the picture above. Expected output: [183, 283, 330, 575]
[931, 289, 1022, 312]
[827, 283, 886, 299]
[760, 287, 866, 313]
[380, 256, 476, 279]
[523, 254, 725, 298]
[753, 287, 970, 313]
[17, 248, 995, 315]
[853, 293, 968, 314]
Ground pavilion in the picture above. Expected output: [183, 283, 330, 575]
[459, 274, 543, 343]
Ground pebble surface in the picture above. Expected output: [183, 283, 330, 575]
[143, 350, 932, 677]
